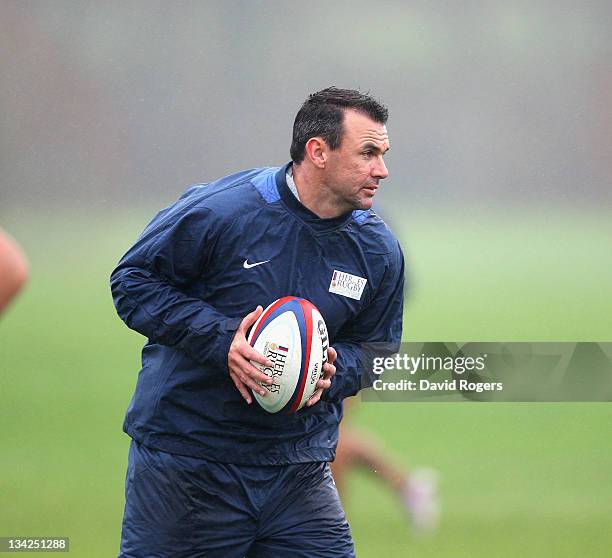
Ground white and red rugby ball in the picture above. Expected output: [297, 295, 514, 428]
[247, 296, 329, 414]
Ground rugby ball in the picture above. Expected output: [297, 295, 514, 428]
[247, 296, 329, 413]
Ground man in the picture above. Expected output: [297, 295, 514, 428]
[0, 228, 28, 314]
[111, 87, 404, 557]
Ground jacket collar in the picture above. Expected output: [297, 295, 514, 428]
[274, 163, 354, 232]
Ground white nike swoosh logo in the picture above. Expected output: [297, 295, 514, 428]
[243, 259, 270, 269]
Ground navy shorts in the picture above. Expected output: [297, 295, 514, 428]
[118, 440, 355, 558]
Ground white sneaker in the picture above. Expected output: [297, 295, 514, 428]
[401, 468, 440, 534]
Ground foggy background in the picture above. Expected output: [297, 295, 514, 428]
[1, 0, 611, 213]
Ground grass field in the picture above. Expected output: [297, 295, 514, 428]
[1, 208, 610, 557]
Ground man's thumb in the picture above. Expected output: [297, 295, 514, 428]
[242, 305, 263, 331]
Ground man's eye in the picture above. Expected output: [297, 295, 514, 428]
[362, 151, 372, 157]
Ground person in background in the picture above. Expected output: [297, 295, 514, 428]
[0, 228, 28, 314]
[331, 399, 439, 535]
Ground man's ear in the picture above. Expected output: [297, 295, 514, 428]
[304, 137, 327, 169]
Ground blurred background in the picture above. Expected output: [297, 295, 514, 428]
[1, 1, 611, 556]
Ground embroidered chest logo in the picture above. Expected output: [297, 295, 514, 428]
[243, 259, 270, 269]
[329, 270, 367, 301]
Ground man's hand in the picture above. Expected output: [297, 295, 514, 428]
[306, 346, 337, 407]
[228, 306, 274, 404]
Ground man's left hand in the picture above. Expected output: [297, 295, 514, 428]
[306, 346, 337, 407]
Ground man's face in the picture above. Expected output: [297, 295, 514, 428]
[323, 109, 390, 213]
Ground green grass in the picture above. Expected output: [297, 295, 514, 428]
[0, 208, 610, 557]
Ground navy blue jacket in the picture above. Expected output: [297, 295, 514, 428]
[111, 163, 404, 465]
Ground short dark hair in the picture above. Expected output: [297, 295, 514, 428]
[290, 87, 388, 164]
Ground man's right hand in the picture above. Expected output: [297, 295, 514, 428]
[228, 306, 274, 404]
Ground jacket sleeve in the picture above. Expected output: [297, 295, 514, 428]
[110, 203, 241, 373]
[322, 240, 405, 402]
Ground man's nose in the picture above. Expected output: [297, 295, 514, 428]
[372, 156, 389, 179]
